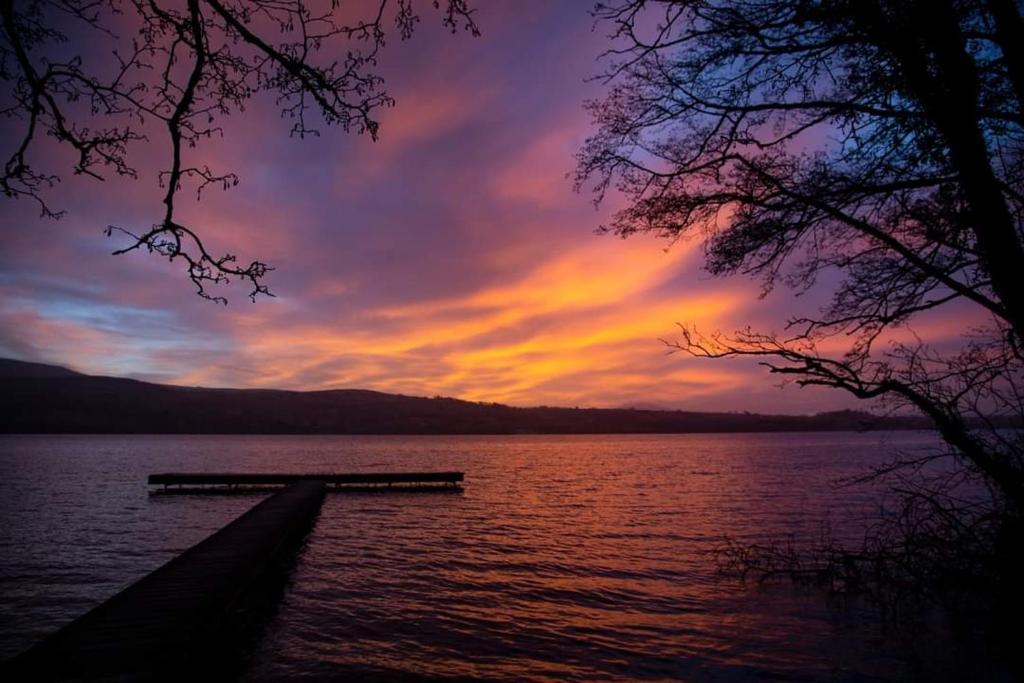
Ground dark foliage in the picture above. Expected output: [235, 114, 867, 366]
[577, 0, 1024, 520]
[577, 0, 1024, 653]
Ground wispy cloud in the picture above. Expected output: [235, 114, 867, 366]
[0, 2, 965, 414]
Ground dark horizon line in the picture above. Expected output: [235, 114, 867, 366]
[2, 356, 910, 420]
[1, 356, 972, 438]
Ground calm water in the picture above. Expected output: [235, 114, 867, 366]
[0, 432, 1000, 680]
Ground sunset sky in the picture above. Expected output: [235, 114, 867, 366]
[0, 1, 948, 413]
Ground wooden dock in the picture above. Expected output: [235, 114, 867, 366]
[149, 471, 464, 493]
[6, 480, 327, 681]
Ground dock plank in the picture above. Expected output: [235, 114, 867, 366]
[148, 471, 464, 493]
[7, 480, 326, 681]
[149, 471, 463, 486]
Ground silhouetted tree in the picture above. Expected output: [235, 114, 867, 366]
[0, 0, 477, 302]
[577, 0, 1024, 614]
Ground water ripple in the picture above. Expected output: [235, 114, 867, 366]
[0, 432, 983, 681]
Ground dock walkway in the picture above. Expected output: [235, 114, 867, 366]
[7, 480, 326, 681]
[149, 470, 464, 492]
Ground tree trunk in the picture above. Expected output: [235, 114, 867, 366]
[920, 1, 1024, 341]
[988, 0, 1024, 117]
[872, 0, 1024, 341]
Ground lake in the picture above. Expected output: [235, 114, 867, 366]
[0, 432, 1005, 680]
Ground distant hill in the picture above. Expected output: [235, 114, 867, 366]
[0, 358, 83, 378]
[0, 358, 942, 435]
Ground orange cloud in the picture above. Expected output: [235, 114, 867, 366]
[166, 233, 751, 407]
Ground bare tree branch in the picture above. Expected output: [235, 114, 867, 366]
[0, 0, 479, 301]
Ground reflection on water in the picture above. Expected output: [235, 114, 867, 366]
[0, 432, 996, 680]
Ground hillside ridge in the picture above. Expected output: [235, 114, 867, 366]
[1, 358, 940, 434]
